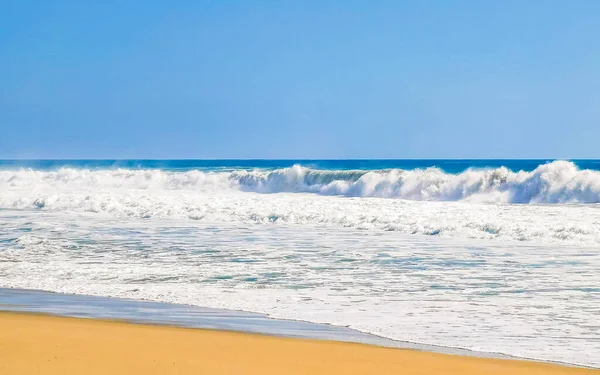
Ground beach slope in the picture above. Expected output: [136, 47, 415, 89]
[0, 312, 596, 375]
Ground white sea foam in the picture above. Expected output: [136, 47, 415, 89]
[2, 160, 600, 203]
[1, 161, 599, 245]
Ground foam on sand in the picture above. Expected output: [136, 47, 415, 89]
[1, 312, 596, 375]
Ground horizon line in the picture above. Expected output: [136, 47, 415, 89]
[1, 158, 600, 162]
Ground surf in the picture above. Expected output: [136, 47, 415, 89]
[2, 160, 600, 204]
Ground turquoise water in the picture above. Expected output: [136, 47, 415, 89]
[2, 159, 600, 172]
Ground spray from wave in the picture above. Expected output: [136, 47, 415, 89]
[2, 160, 600, 204]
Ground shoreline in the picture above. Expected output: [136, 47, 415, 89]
[2, 311, 598, 375]
[0, 288, 504, 359]
[0, 312, 599, 375]
[1, 287, 597, 370]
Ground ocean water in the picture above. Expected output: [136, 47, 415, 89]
[0, 159, 599, 366]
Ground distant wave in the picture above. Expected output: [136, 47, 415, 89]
[1, 160, 600, 245]
[2, 160, 600, 204]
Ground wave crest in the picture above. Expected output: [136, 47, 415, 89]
[1, 160, 600, 203]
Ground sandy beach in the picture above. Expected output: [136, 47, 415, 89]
[1, 312, 596, 375]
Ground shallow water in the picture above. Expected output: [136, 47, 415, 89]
[2, 287, 517, 359]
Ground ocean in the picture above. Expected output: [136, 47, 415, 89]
[1, 159, 599, 366]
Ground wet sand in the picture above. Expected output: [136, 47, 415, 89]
[1, 312, 597, 375]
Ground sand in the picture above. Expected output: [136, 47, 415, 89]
[0, 312, 597, 375]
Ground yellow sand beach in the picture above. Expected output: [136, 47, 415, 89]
[0, 312, 596, 375]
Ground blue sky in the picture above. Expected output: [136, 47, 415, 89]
[1, 1, 599, 159]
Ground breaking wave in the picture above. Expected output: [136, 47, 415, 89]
[2, 160, 600, 204]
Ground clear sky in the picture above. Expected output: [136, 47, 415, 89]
[1, 1, 599, 159]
